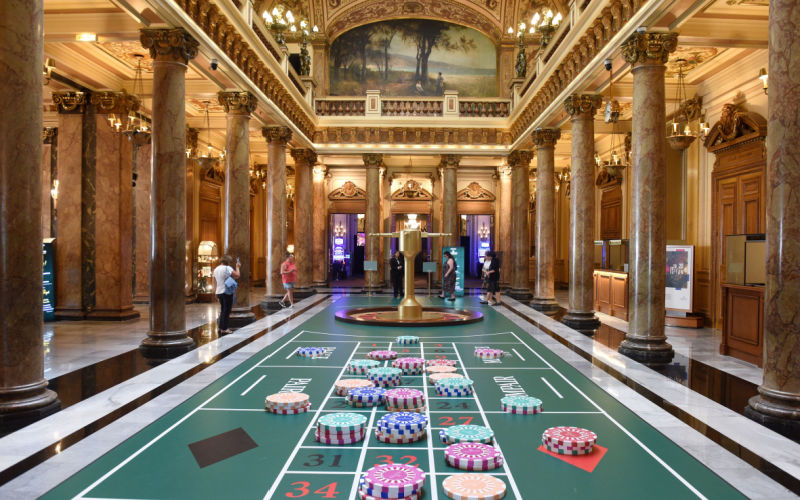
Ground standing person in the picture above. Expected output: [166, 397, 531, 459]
[390, 250, 404, 299]
[213, 255, 240, 334]
[484, 250, 501, 306]
[435, 72, 445, 95]
[438, 251, 457, 301]
[480, 253, 492, 303]
[280, 253, 297, 308]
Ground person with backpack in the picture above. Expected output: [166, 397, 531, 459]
[438, 251, 457, 301]
[213, 255, 240, 334]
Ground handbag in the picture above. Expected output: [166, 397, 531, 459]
[224, 275, 238, 294]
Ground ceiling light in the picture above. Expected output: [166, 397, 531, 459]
[758, 68, 768, 95]
[75, 33, 97, 42]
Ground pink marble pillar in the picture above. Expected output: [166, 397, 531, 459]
[0, 0, 60, 430]
[562, 94, 602, 333]
[219, 91, 257, 326]
[139, 28, 198, 356]
[312, 165, 328, 287]
[618, 32, 678, 362]
[440, 155, 460, 248]
[364, 153, 384, 290]
[263, 127, 292, 300]
[508, 150, 534, 299]
[531, 128, 561, 313]
[291, 149, 317, 292]
[745, 0, 800, 440]
[134, 141, 152, 303]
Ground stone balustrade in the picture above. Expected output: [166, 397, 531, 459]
[315, 92, 511, 119]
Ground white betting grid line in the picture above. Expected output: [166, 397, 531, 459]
[285, 347, 299, 359]
[347, 340, 392, 499]
[263, 341, 362, 500]
[540, 377, 563, 399]
[419, 341, 439, 500]
[511, 348, 526, 361]
[240, 375, 266, 397]
[507, 331, 708, 500]
[75, 329, 308, 500]
[451, 342, 523, 500]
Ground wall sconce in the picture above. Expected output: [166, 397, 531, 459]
[50, 179, 59, 203]
[287, 244, 295, 254]
[43, 58, 55, 85]
[758, 68, 768, 95]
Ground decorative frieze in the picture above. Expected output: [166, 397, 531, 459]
[52, 91, 87, 114]
[90, 90, 140, 115]
[218, 91, 258, 115]
[313, 127, 511, 146]
[140, 28, 199, 64]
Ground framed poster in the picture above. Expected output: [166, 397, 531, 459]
[43, 238, 55, 322]
[665, 245, 694, 312]
[442, 246, 465, 297]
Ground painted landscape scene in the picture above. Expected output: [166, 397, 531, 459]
[329, 19, 497, 97]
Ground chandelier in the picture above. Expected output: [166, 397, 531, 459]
[195, 100, 220, 171]
[297, 19, 319, 76]
[250, 164, 267, 190]
[535, 10, 562, 48]
[263, 4, 295, 47]
[507, 9, 562, 78]
[334, 223, 346, 237]
[478, 223, 490, 240]
[666, 59, 697, 151]
[122, 54, 150, 145]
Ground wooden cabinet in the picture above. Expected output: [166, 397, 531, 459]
[593, 270, 628, 321]
[599, 182, 622, 240]
[720, 283, 764, 367]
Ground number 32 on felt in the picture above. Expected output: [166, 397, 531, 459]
[285, 481, 340, 498]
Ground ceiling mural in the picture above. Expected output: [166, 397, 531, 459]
[96, 41, 153, 71]
[665, 47, 723, 77]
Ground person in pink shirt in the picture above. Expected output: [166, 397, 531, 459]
[280, 253, 297, 308]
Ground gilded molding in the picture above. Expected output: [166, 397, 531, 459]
[291, 148, 318, 165]
[313, 127, 512, 146]
[457, 181, 495, 201]
[440, 154, 461, 169]
[90, 90, 140, 115]
[362, 153, 383, 169]
[218, 91, 258, 115]
[140, 28, 199, 64]
[507, 149, 533, 168]
[621, 32, 678, 66]
[52, 91, 87, 113]
[564, 94, 602, 117]
[262, 126, 293, 144]
[531, 128, 561, 148]
[42, 127, 58, 144]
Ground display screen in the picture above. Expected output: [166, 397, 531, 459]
[357, 233, 365, 247]
[334, 237, 344, 245]
[43, 239, 55, 321]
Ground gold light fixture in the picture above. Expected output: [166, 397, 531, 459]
[478, 223, 490, 240]
[75, 33, 97, 42]
[536, 10, 563, 48]
[123, 54, 151, 145]
[262, 4, 295, 47]
[507, 10, 561, 78]
[298, 19, 319, 76]
[43, 57, 55, 85]
[603, 62, 620, 124]
[667, 59, 697, 151]
[334, 222, 346, 237]
[195, 100, 219, 170]
[758, 68, 768, 95]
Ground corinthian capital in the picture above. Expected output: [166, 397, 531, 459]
[563, 94, 602, 118]
[621, 32, 678, 66]
[140, 28, 199, 64]
[507, 150, 533, 169]
[362, 153, 383, 169]
[291, 148, 318, 166]
[218, 91, 258, 115]
[262, 126, 292, 145]
[439, 154, 461, 169]
[531, 128, 561, 148]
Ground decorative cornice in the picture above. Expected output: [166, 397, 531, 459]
[531, 128, 561, 148]
[564, 94, 602, 118]
[391, 179, 433, 201]
[90, 90, 140, 115]
[621, 31, 678, 67]
[262, 126, 293, 145]
[218, 91, 258, 115]
[507, 149, 533, 168]
[362, 153, 383, 169]
[140, 28, 199, 64]
[42, 127, 57, 144]
[52, 91, 86, 114]
[329, 180, 366, 200]
[457, 182, 495, 201]
[313, 127, 512, 146]
[440, 154, 461, 169]
[291, 148, 318, 165]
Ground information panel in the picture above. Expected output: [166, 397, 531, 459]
[665, 244, 693, 312]
[422, 261, 437, 273]
[43, 238, 55, 322]
[442, 246, 465, 297]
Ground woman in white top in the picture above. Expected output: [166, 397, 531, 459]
[212, 255, 240, 334]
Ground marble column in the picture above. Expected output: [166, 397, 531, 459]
[291, 148, 317, 294]
[531, 128, 561, 313]
[219, 91, 257, 326]
[312, 165, 328, 287]
[440, 155, 460, 247]
[139, 28, 198, 356]
[745, 0, 800, 441]
[133, 140, 152, 303]
[617, 32, 677, 362]
[562, 94, 602, 334]
[0, 0, 60, 431]
[263, 126, 292, 300]
[364, 153, 384, 290]
[508, 149, 534, 299]
[497, 165, 512, 288]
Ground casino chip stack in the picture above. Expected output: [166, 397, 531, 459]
[347, 387, 386, 408]
[295, 346, 325, 358]
[368, 350, 398, 361]
[392, 357, 426, 375]
[367, 367, 403, 388]
[474, 348, 505, 360]
[440, 425, 494, 445]
[541, 426, 597, 455]
[501, 395, 542, 415]
[264, 393, 311, 414]
[334, 378, 373, 396]
[429, 372, 465, 385]
[347, 359, 381, 375]
[435, 377, 474, 397]
[359, 463, 426, 499]
[315, 412, 367, 445]
[384, 388, 426, 412]
[442, 473, 506, 500]
[427, 365, 458, 379]
[395, 335, 419, 345]
[427, 358, 457, 367]
[375, 412, 428, 444]
[444, 442, 504, 471]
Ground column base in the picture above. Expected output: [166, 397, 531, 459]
[507, 288, 533, 300]
[292, 287, 317, 300]
[54, 307, 85, 321]
[618, 338, 675, 364]
[139, 330, 195, 359]
[260, 297, 288, 311]
[228, 309, 256, 328]
[530, 297, 561, 314]
[312, 280, 328, 288]
[0, 392, 61, 436]
[561, 311, 601, 335]
[86, 308, 141, 321]
[745, 391, 800, 442]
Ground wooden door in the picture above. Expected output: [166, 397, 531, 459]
[713, 177, 739, 329]
[739, 173, 764, 234]
[600, 184, 622, 240]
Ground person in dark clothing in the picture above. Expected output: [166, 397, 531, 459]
[483, 250, 501, 305]
[439, 251, 457, 301]
[390, 250, 404, 298]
